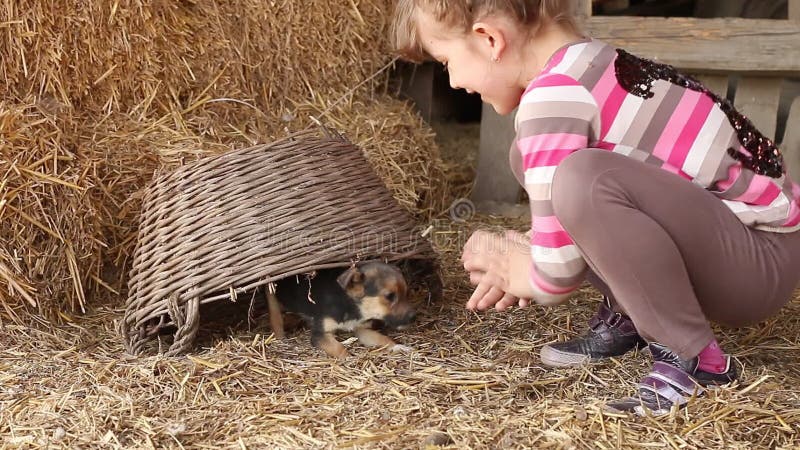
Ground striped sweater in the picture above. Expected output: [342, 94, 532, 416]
[514, 39, 800, 297]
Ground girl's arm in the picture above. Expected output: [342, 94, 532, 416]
[516, 73, 601, 305]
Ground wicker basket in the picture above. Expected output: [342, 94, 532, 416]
[120, 129, 436, 355]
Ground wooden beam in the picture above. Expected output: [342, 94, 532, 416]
[471, 103, 521, 207]
[587, 17, 800, 75]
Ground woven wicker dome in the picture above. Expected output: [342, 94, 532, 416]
[120, 129, 436, 355]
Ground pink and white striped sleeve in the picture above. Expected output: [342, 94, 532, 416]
[515, 73, 600, 302]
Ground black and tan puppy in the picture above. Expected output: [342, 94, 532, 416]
[267, 262, 416, 358]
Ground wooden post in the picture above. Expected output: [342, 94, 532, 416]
[395, 62, 436, 123]
[734, 78, 782, 140]
[780, 97, 800, 181]
[577, 0, 592, 16]
[784, 97, 800, 179]
[575, 0, 592, 25]
[782, 0, 799, 178]
[695, 74, 729, 99]
[471, 104, 521, 206]
[784, 0, 800, 180]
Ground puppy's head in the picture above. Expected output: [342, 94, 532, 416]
[337, 262, 416, 329]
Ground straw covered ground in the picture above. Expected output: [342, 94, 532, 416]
[2, 213, 800, 449]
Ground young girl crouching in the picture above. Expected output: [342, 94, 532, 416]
[392, 0, 800, 415]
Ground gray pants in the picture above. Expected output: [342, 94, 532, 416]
[551, 150, 800, 359]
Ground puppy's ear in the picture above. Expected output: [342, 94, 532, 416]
[336, 266, 364, 292]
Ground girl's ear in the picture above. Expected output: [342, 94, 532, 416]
[472, 21, 507, 62]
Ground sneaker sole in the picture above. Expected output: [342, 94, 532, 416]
[539, 345, 591, 368]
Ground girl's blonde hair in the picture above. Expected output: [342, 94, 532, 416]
[391, 0, 579, 62]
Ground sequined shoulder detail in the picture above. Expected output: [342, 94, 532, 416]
[614, 49, 784, 178]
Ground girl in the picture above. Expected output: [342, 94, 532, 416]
[392, 0, 800, 416]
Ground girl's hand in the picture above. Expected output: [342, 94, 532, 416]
[467, 270, 531, 311]
[461, 230, 535, 310]
[506, 229, 531, 244]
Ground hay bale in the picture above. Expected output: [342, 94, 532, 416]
[3, 1, 392, 116]
[0, 0, 446, 321]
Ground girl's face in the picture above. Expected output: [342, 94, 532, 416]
[415, 10, 525, 115]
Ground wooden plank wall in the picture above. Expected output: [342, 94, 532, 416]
[586, 17, 800, 75]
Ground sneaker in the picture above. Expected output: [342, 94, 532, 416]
[605, 342, 739, 416]
[540, 298, 646, 367]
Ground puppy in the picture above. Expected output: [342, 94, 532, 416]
[267, 262, 416, 358]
